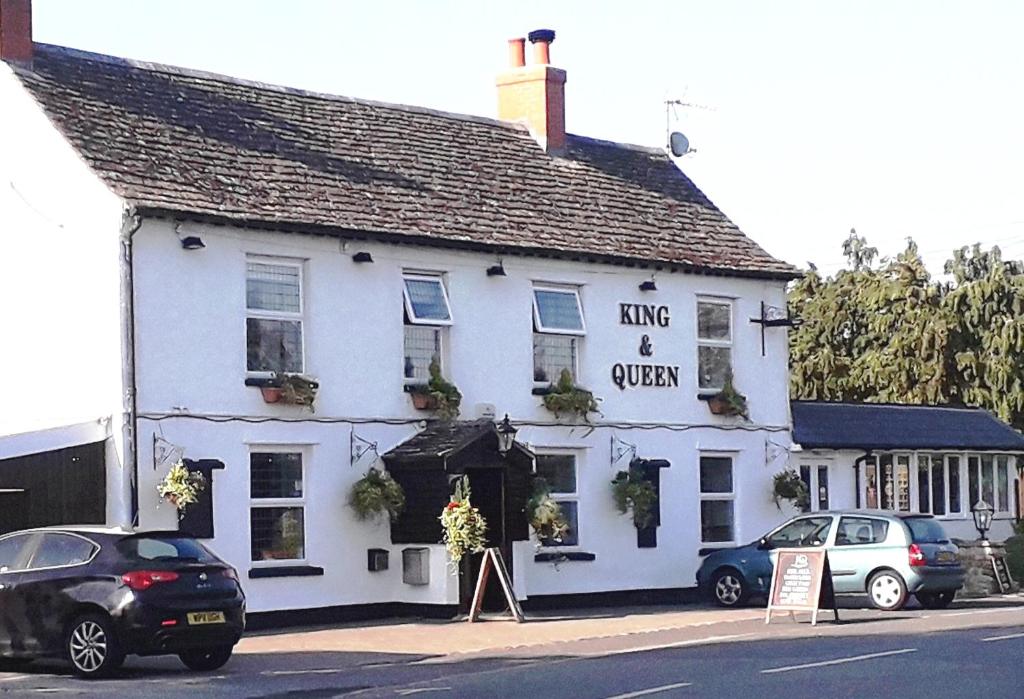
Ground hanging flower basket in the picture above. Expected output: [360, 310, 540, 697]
[611, 466, 657, 529]
[157, 462, 206, 518]
[440, 476, 487, 568]
[526, 478, 570, 544]
[349, 468, 406, 522]
[772, 468, 810, 511]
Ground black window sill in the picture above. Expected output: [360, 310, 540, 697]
[534, 551, 596, 563]
[245, 377, 279, 388]
[403, 384, 429, 394]
[248, 565, 325, 579]
[531, 386, 553, 396]
[696, 393, 718, 402]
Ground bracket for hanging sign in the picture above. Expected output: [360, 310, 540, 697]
[468, 548, 525, 623]
[749, 301, 801, 356]
[350, 431, 379, 467]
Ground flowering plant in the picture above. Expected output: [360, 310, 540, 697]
[526, 478, 570, 544]
[157, 461, 206, 516]
[440, 476, 487, 567]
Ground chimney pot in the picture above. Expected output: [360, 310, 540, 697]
[0, 0, 32, 65]
[528, 28, 555, 65]
[507, 37, 525, 68]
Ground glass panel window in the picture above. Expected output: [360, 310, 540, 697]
[0, 534, 32, 573]
[250, 507, 305, 561]
[533, 288, 585, 334]
[918, 455, 930, 513]
[28, 534, 96, 569]
[699, 455, 734, 543]
[836, 517, 889, 546]
[250, 451, 305, 563]
[896, 455, 911, 512]
[404, 325, 441, 382]
[535, 454, 579, 547]
[533, 334, 577, 384]
[981, 455, 995, 506]
[536, 455, 577, 493]
[816, 466, 830, 510]
[930, 455, 946, 516]
[246, 260, 303, 373]
[865, 459, 879, 509]
[997, 456, 1010, 512]
[947, 456, 961, 513]
[403, 275, 452, 324]
[767, 517, 833, 547]
[697, 300, 732, 391]
[699, 456, 733, 493]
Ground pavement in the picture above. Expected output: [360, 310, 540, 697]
[2, 593, 1023, 697]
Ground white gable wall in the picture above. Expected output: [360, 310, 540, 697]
[0, 65, 129, 523]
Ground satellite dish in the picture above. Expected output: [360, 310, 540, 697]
[669, 131, 690, 157]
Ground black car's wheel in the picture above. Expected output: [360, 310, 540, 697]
[179, 645, 234, 671]
[916, 590, 956, 609]
[711, 569, 749, 607]
[65, 613, 124, 678]
[868, 570, 908, 611]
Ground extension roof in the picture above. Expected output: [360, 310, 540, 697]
[9, 44, 797, 280]
[791, 400, 1024, 451]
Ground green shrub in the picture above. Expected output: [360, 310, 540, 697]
[542, 369, 600, 419]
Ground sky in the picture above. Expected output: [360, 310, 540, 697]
[30, 0, 1024, 276]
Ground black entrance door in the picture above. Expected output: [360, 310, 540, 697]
[461, 468, 509, 612]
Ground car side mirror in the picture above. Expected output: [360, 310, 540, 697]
[757, 537, 771, 550]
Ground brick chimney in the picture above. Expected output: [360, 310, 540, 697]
[496, 29, 566, 153]
[0, 0, 32, 64]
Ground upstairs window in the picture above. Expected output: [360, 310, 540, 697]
[246, 260, 303, 373]
[403, 273, 452, 382]
[697, 299, 732, 391]
[532, 286, 585, 384]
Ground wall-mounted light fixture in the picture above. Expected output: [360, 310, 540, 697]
[495, 414, 518, 456]
[352, 251, 374, 263]
[486, 262, 507, 277]
[639, 278, 657, 292]
[180, 235, 205, 250]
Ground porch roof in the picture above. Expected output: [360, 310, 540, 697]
[382, 419, 532, 465]
[791, 400, 1024, 452]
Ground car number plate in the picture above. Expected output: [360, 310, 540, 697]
[187, 611, 226, 625]
[936, 551, 955, 563]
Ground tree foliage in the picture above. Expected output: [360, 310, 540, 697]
[790, 231, 1024, 430]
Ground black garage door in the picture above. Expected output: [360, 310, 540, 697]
[0, 441, 106, 534]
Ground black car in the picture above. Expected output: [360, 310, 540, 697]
[0, 526, 245, 677]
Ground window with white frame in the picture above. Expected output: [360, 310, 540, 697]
[699, 455, 734, 544]
[968, 454, 1014, 514]
[696, 299, 732, 391]
[915, 453, 964, 516]
[249, 451, 306, 562]
[402, 273, 452, 383]
[799, 463, 830, 512]
[532, 286, 585, 384]
[246, 259, 304, 373]
[535, 454, 579, 546]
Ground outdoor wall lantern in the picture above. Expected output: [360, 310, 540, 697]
[179, 235, 205, 250]
[352, 251, 374, 263]
[971, 500, 994, 542]
[638, 279, 657, 292]
[495, 414, 518, 456]
[486, 262, 507, 277]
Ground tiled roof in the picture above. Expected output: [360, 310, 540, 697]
[791, 400, 1024, 451]
[382, 419, 496, 463]
[10, 45, 798, 280]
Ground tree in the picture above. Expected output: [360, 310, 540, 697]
[789, 233, 1024, 430]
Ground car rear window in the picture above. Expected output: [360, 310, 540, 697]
[904, 517, 950, 544]
[116, 536, 218, 563]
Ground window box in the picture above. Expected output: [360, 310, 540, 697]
[406, 386, 439, 411]
[246, 375, 319, 409]
[403, 359, 461, 419]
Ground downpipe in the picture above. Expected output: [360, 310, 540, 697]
[119, 206, 142, 529]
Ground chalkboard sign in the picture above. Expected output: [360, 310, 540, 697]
[765, 548, 839, 626]
[468, 548, 525, 623]
[991, 555, 1014, 594]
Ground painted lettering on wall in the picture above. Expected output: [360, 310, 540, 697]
[612, 303, 680, 391]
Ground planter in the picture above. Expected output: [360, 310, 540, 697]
[707, 396, 736, 416]
[410, 391, 439, 411]
[260, 386, 283, 403]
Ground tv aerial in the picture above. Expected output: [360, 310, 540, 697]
[665, 98, 712, 158]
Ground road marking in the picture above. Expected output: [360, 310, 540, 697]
[580, 633, 755, 657]
[0, 675, 31, 682]
[396, 688, 451, 696]
[981, 632, 1024, 642]
[761, 648, 917, 674]
[945, 607, 1023, 617]
[603, 681, 692, 698]
[263, 668, 346, 676]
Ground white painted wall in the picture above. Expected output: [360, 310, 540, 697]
[0, 66, 129, 523]
[131, 219, 795, 612]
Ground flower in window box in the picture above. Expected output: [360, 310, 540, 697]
[706, 371, 748, 418]
[408, 359, 462, 420]
[541, 369, 600, 420]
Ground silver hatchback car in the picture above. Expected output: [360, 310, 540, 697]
[696, 510, 965, 611]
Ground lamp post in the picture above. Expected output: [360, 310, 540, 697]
[495, 414, 518, 456]
[971, 500, 994, 544]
